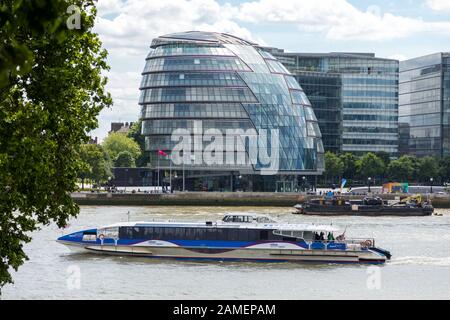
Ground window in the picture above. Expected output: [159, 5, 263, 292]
[244, 229, 257, 241]
[216, 228, 227, 241]
[164, 227, 176, 239]
[260, 230, 269, 240]
[206, 228, 217, 240]
[232, 215, 245, 223]
[185, 227, 196, 240]
[174, 228, 185, 239]
[143, 227, 153, 239]
[195, 228, 206, 240]
[238, 229, 248, 241]
[194, 59, 200, 65]
[228, 228, 239, 241]
[119, 227, 133, 239]
[98, 227, 119, 239]
[153, 227, 163, 240]
[302, 231, 314, 241]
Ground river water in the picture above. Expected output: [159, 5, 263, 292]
[3, 206, 450, 299]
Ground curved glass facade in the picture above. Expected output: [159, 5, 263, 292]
[139, 31, 324, 191]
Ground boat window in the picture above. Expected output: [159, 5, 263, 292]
[97, 227, 119, 239]
[222, 215, 232, 222]
[163, 227, 174, 239]
[119, 227, 133, 239]
[292, 231, 303, 238]
[260, 230, 269, 240]
[238, 229, 249, 241]
[205, 228, 217, 240]
[246, 229, 259, 241]
[229, 215, 250, 223]
[185, 227, 196, 240]
[273, 229, 304, 239]
[195, 228, 206, 240]
[216, 228, 227, 241]
[153, 227, 163, 240]
[143, 227, 153, 238]
[228, 228, 239, 241]
[302, 231, 314, 241]
[174, 227, 185, 239]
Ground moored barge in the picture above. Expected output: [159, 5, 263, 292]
[294, 195, 433, 216]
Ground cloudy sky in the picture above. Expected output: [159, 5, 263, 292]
[90, 0, 450, 140]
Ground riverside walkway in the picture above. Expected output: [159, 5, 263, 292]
[71, 191, 450, 208]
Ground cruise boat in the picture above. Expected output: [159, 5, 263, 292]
[57, 214, 391, 264]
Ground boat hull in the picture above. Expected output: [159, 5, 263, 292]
[57, 240, 387, 264]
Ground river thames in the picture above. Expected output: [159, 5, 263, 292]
[3, 206, 450, 299]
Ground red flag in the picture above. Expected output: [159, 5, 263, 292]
[158, 150, 168, 157]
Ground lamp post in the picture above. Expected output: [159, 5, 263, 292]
[157, 155, 160, 189]
[368, 177, 372, 193]
[169, 152, 172, 193]
[430, 177, 434, 194]
[182, 160, 185, 192]
[124, 169, 128, 193]
[302, 176, 306, 192]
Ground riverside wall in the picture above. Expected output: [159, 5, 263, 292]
[71, 192, 450, 208]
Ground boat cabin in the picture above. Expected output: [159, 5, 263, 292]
[221, 214, 277, 224]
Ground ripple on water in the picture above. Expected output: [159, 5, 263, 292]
[390, 256, 450, 267]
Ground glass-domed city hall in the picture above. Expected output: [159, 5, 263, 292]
[139, 31, 324, 192]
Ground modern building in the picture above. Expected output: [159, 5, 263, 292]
[291, 71, 342, 153]
[399, 52, 450, 157]
[139, 31, 324, 191]
[264, 49, 399, 156]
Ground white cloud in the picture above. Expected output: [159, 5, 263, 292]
[94, 0, 259, 56]
[234, 0, 450, 41]
[97, 0, 125, 15]
[426, 0, 450, 11]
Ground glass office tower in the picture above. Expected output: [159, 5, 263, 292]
[293, 72, 342, 153]
[265, 50, 399, 156]
[139, 32, 324, 191]
[399, 52, 450, 157]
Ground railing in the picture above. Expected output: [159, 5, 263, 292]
[306, 238, 376, 250]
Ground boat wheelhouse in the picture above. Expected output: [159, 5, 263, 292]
[57, 214, 391, 264]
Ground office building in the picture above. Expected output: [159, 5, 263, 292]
[265, 49, 399, 156]
[399, 52, 450, 157]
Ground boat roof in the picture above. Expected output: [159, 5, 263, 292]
[100, 220, 339, 232]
